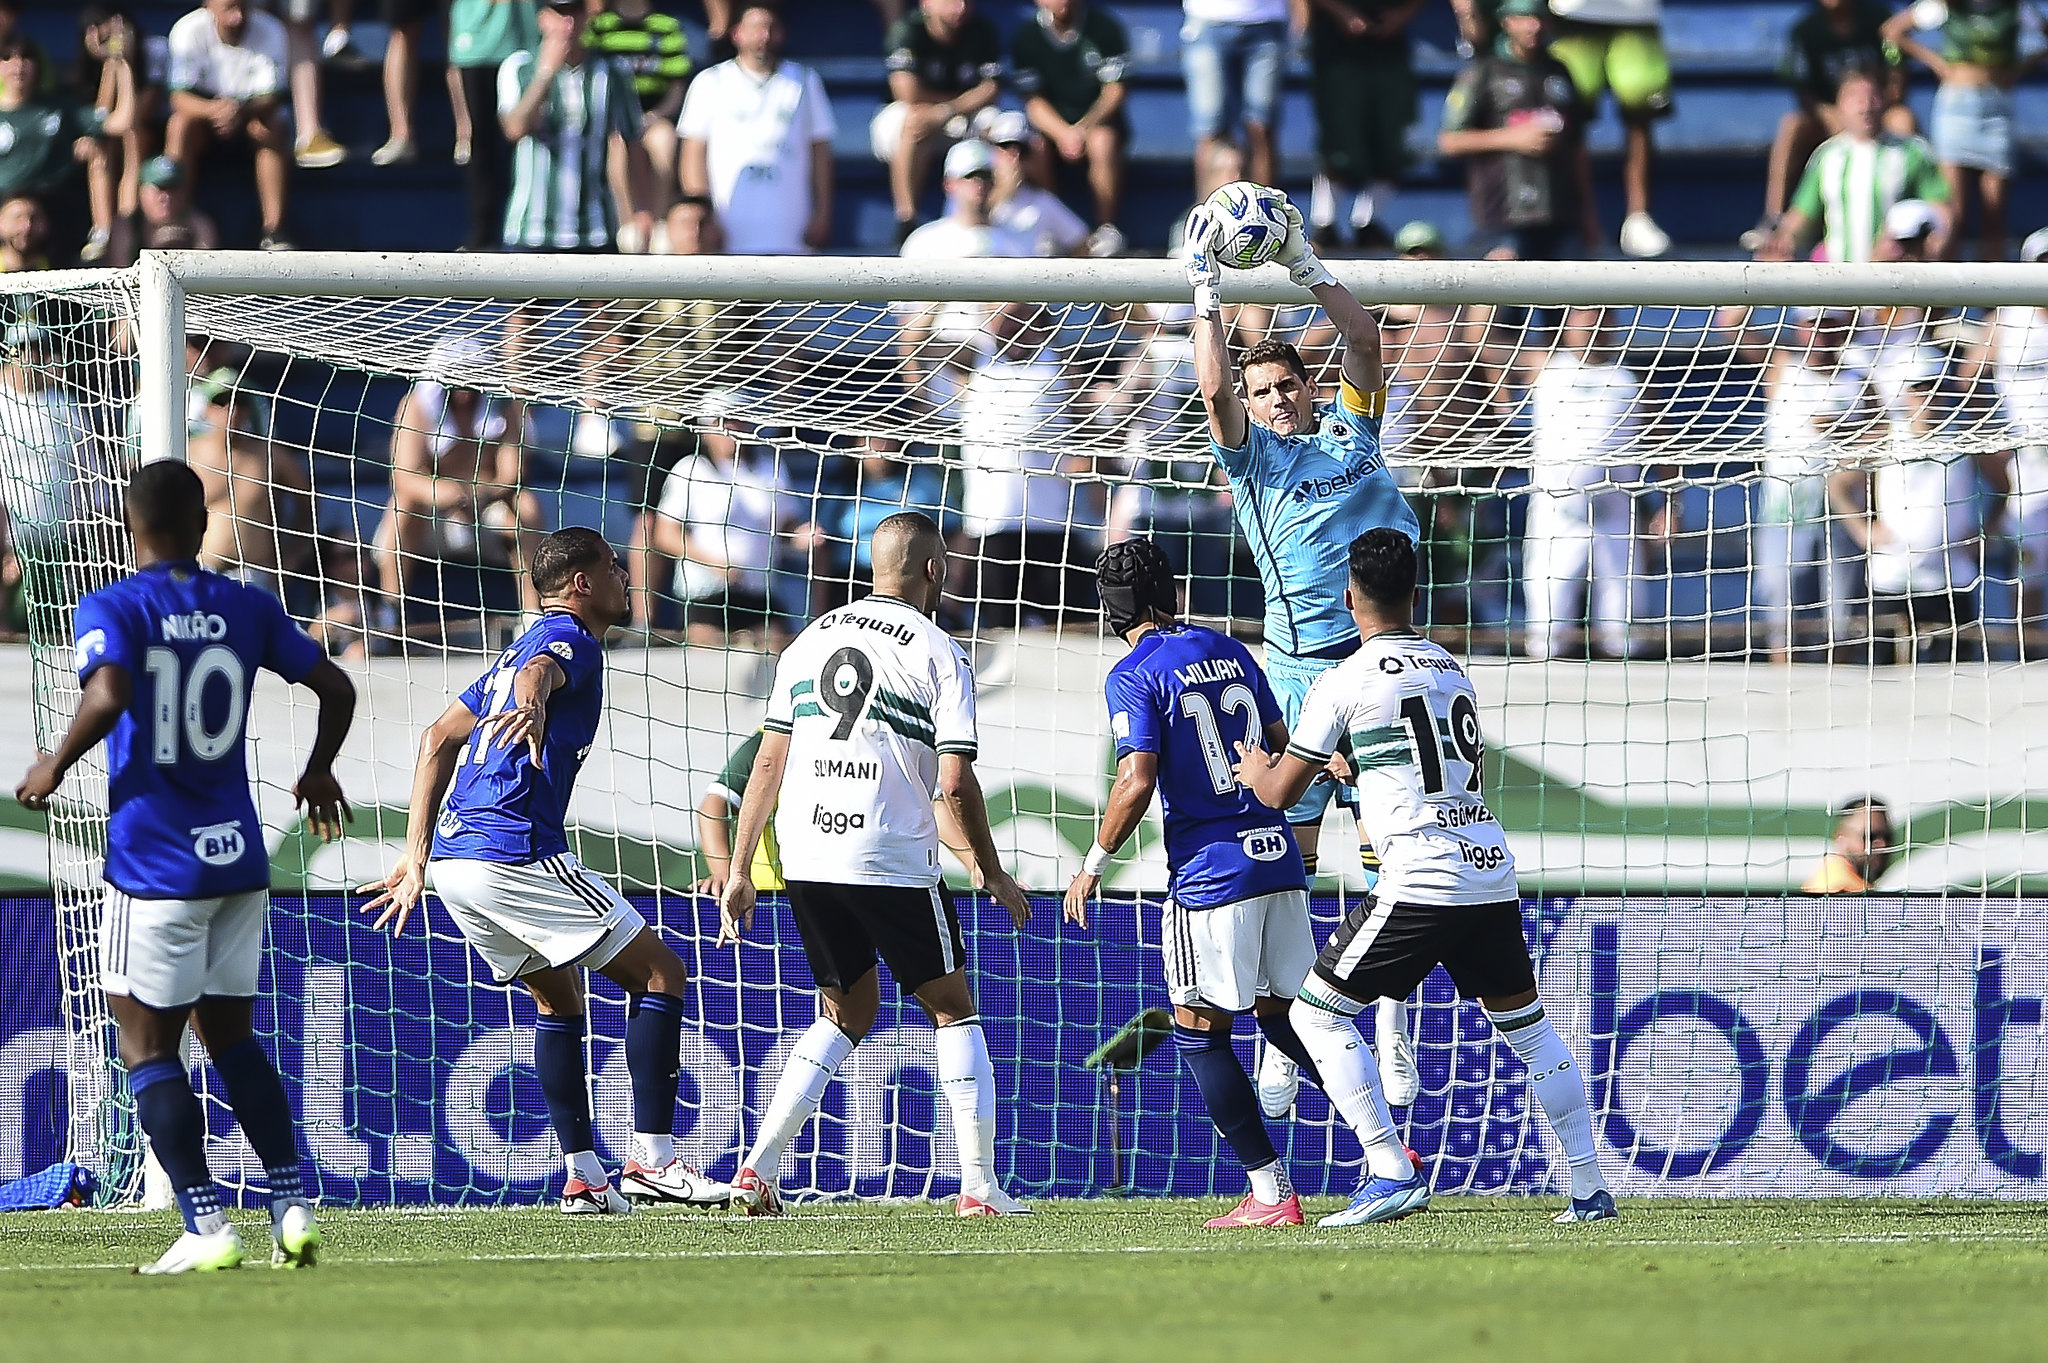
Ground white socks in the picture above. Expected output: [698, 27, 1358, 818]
[744, 1017, 855, 1177]
[1291, 987, 1414, 1180]
[631, 1132, 675, 1168]
[936, 1018, 998, 1197]
[1247, 1159, 1293, 1204]
[1488, 1002, 1608, 1200]
[565, 1149, 607, 1187]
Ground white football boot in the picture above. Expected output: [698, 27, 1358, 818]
[139, 1225, 246, 1275]
[560, 1177, 634, 1214]
[620, 1159, 734, 1208]
[957, 1185, 1033, 1217]
[271, 1203, 321, 1268]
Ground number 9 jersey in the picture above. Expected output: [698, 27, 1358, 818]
[763, 593, 979, 887]
[72, 560, 327, 900]
[1284, 631, 1517, 906]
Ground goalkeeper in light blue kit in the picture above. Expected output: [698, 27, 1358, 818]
[1182, 188, 1426, 1117]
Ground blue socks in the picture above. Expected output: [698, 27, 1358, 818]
[533, 1013, 595, 1162]
[130, 1056, 224, 1235]
[1255, 1009, 1324, 1089]
[1174, 1023, 1279, 1179]
[625, 992, 687, 1138]
[210, 1038, 306, 1229]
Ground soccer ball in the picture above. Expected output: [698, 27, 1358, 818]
[1203, 181, 1291, 270]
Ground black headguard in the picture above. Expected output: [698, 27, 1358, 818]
[1095, 538, 1179, 636]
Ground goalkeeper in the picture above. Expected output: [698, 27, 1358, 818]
[1183, 195, 1425, 1112]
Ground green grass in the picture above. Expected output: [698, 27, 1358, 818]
[2, 1198, 2043, 1362]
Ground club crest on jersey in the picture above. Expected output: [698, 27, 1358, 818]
[161, 611, 229, 641]
[1241, 826, 1290, 862]
[190, 820, 247, 866]
[74, 628, 106, 672]
[548, 640, 575, 662]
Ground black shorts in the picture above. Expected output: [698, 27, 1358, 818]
[1312, 895, 1536, 1005]
[786, 880, 966, 994]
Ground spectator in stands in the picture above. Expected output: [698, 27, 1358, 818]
[0, 323, 92, 623]
[1801, 796, 1894, 892]
[266, 0, 346, 170]
[110, 155, 220, 262]
[1746, 0, 1912, 252]
[1437, 0, 1597, 261]
[0, 0, 49, 92]
[899, 139, 1036, 381]
[873, 0, 1004, 244]
[588, 0, 693, 250]
[167, 0, 296, 250]
[371, 0, 444, 165]
[189, 387, 315, 601]
[448, 0, 537, 249]
[1992, 227, 2048, 635]
[0, 193, 47, 274]
[0, 41, 115, 266]
[1757, 70, 1949, 263]
[802, 435, 953, 602]
[1545, 0, 1672, 257]
[1010, 0, 1129, 254]
[679, 1, 835, 255]
[76, 6, 157, 265]
[1883, 0, 2044, 262]
[986, 109, 1088, 256]
[1181, 0, 1288, 195]
[1305, 0, 1423, 252]
[1754, 308, 1876, 662]
[1523, 306, 1647, 659]
[375, 344, 545, 626]
[650, 391, 803, 647]
[693, 727, 786, 893]
[500, 0, 654, 251]
[950, 302, 1096, 629]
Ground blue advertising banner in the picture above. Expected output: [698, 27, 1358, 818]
[2, 894, 2042, 1201]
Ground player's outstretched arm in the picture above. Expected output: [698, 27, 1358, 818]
[1232, 738, 1324, 815]
[291, 659, 357, 842]
[1063, 751, 1158, 930]
[358, 698, 479, 936]
[14, 666, 129, 811]
[939, 752, 1032, 929]
[475, 655, 565, 768]
[718, 729, 789, 945]
[1270, 198, 1386, 395]
[1185, 206, 1249, 451]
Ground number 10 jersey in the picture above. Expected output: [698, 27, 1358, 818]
[763, 593, 980, 888]
[1286, 631, 1518, 906]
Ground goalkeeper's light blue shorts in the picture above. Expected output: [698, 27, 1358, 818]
[1263, 643, 1361, 830]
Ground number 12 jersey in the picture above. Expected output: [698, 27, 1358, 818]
[764, 593, 979, 887]
[1285, 631, 1518, 905]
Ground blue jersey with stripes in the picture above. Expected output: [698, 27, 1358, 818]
[1105, 624, 1305, 910]
[72, 561, 326, 899]
[1211, 377, 1420, 657]
[434, 610, 605, 864]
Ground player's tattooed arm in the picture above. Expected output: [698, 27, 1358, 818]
[14, 665, 130, 811]
[719, 729, 789, 945]
[359, 698, 479, 936]
[476, 655, 566, 768]
[1063, 751, 1157, 930]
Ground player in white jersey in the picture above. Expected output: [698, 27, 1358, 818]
[718, 512, 1034, 1217]
[1234, 529, 1616, 1226]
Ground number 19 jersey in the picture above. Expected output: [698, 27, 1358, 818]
[1286, 631, 1517, 906]
[72, 560, 327, 900]
[764, 593, 978, 887]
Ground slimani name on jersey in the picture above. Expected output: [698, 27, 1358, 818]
[1285, 630, 1518, 906]
[72, 560, 327, 900]
[765, 593, 978, 888]
[1211, 376, 1420, 658]
[434, 611, 606, 864]
[1107, 623, 1306, 910]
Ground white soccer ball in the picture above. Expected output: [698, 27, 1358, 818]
[1204, 181, 1292, 270]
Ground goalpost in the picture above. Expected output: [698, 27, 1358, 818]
[2, 251, 2046, 1206]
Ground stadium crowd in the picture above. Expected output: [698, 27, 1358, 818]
[0, 0, 2043, 663]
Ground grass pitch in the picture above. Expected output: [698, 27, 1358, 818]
[2, 1198, 2043, 1362]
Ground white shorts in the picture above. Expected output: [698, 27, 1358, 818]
[100, 886, 269, 1010]
[1161, 888, 1315, 1013]
[431, 854, 647, 983]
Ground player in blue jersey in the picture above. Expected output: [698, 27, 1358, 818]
[15, 462, 358, 1274]
[359, 526, 732, 1215]
[1065, 540, 1393, 1228]
[1183, 194, 1425, 1114]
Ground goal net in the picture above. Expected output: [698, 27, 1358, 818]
[2, 254, 2045, 1205]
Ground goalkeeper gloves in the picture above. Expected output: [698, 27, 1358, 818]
[1271, 199, 1338, 291]
[1181, 205, 1223, 318]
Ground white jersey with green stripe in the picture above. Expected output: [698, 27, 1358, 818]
[1286, 630, 1518, 906]
[763, 592, 978, 887]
